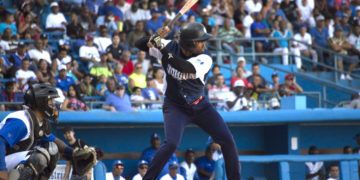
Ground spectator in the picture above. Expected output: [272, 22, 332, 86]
[15, 58, 37, 91]
[113, 63, 129, 87]
[152, 68, 165, 95]
[116, 0, 131, 14]
[251, 12, 271, 62]
[62, 126, 91, 180]
[236, 57, 252, 78]
[233, 0, 247, 31]
[160, 161, 185, 180]
[36, 59, 53, 84]
[79, 73, 95, 96]
[328, 27, 353, 80]
[128, 21, 147, 48]
[141, 133, 178, 178]
[41, 34, 54, 57]
[294, 25, 319, 70]
[17, 12, 42, 39]
[343, 145, 353, 154]
[94, 25, 112, 54]
[146, 9, 166, 34]
[247, 63, 267, 87]
[45, 2, 67, 33]
[242, 11, 256, 38]
[230, 65, 251, 90]
[119, 50, 134, 75]
[347, 93, 360, 109]
[79, 6, 96, 33]
[62, 85, 88, 111]
[217, 17, 243, 62]
[132, 160, 149, 180]
[67, 12, 86, 39]
[131, 86, 145, 110]
[279, 73, 304, 97]
[106, 160, 125, 180]
[195, 145, 216, 180]
[106, 33, 126, 63]
[96, 11, 118, 35]
[208, 74, 231, 107]
[297, 0, 315, 26]
[244, 0, 262, 14]
[142, 78, 161, 109]
[0, 13, 17, 36]
[211, 1, 233, 26]
[327, 164, 340, 180]
[206, 64, 221, 89]
[310, 15, 329, 64]
[347, 24, 360, 75]
[103, 84, 132, 112]
[124, 3, 149, 27]
[55, 64, 76, 92]
[95, 75, 108, 96]
[180, 148, 197, 180]
[134, 51, 151, 75]
[0, 81, 23, 111]
[129, 62, 147, 92]
[280, 0, 298, 22]
[28, 39, 51, 64]
[305, 146, 325, 180]
[272, 20, 302, 69]
[248, 74, 271, 100]
[90, 53, 113, 79]
[98, 0, 123, 20]
[269, 72, 281, 95]
[79, 34, 100, 69]
[8, 41, 30, 70]
[226, 79, 250, 111]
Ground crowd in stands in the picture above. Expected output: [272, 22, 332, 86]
[0, 0, 359, 111]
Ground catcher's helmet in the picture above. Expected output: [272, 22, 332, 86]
[179, 23, 212, 52]
[24, 83, 60, 122]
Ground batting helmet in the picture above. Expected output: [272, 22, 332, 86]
[179, 22, 212, 51]
[24, 83, 60, 122]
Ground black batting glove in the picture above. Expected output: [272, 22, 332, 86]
[149, 34, 164, 50]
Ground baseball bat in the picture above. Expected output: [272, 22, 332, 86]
[164, 0, 199, 28]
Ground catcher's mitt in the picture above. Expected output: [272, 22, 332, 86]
[72, 146, 97, 176]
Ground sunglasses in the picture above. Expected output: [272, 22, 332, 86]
[139, 166, 148, 169]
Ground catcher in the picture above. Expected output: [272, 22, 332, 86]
[0, 83, 96, 180]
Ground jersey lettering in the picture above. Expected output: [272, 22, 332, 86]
[167, 65, 196, 80]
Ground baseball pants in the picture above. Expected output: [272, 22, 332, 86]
[143, 98, 241, 180]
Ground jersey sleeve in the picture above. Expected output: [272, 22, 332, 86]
[0, 118, 28, 147]
[187, 54, 213, 82]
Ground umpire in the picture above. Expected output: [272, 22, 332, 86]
[135, 23, 241, 180]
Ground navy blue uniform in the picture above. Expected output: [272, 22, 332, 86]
[136, 37, 240, 180]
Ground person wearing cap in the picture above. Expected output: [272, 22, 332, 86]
[269, 72, 280, 94]
[0, 13, 17, 36]
[45, 2, 67, 32]
[55, 64, 76, 92]
[226, 79, 250, 111]
[328, 26, 353, 80]
[146, 8, 166, 34]
[103, 84, 132, 112]
[180, 149, 198, 180]
[140, 133, 178, 177]
[28, 39, 52, 64]
[132, 160, 149, 180]
[8, 41, 30, 69]
[94, 25, 112, 54]
[15, 58, 37, 91]
[79, 34, 101, 69]
[106, 160, 125, 180]
[62, 126, 91, 180]
[160, 161, 185, 180]
[278, 73, 303, 97]
[294, 24, 319, 70]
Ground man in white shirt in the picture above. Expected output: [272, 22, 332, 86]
[244, 0, 262, 14]
[348, 24, 360, 58]
[226, 79, 249, 111]
[15, 58, 37, 91]
[124, 3, 149, 26]
[297, 0, 314, 25]
[28, 39, 52, 64]
[94, 25, 112, 53]
[132, 160, 148, 180]
[79, 34, 100, 69]
[105, 160, 126, 180]
[45, 2, 67, 32]
[242, 12, 255, 38]
[160, 161, 185, 180]
[294, 25, 318, 69]
[116, 0, 131, 14]
[180, 149, 197, 180]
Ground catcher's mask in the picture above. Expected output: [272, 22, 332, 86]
[24, 83, 61, 123]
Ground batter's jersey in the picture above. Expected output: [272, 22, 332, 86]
[149, 40, 213, 105]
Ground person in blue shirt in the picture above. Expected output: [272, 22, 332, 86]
[98, 0, 123, 20]
[0, 83, 95, 179]
[310, 15, 329, 65]
[103, 84, 132, 112]
[142, 78, 161, 109]
[251, 12, 271, 62]
[55, 64, 76, 92]
[0, 13, 17, 36]
[195, 145, 216, 180]
[8, 42, 30, 69]
[146, 9, 166, 35]
[141, 133, 178, 178]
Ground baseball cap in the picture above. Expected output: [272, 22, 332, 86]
[316, 15, 325, 21]
[237, 57, 246, 63]
[138, 160, 148, 167]
[151, 133, 160, 140]
[61, 56, 72, 65]
[58, 64, 67, 71]
[285, 73, 294, 80]
[85, 34, 94, 41]
[271, 72, 278, 77]
[18, 41, 26, 48]
[113, 160, 124, 166]
[169, 161, 178, 169]
[185, 148, 195, 154]
[59, 39, 70, 46]
[234, 79, 245, 87]
[50, 2, 59, 8]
